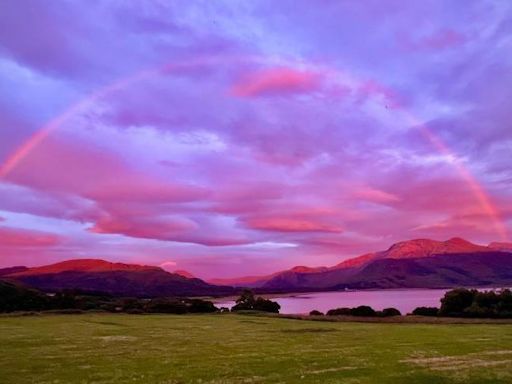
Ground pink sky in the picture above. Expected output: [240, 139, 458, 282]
[0, 1, 511, 278]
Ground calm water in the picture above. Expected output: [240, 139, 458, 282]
[215, 289, 450, 315]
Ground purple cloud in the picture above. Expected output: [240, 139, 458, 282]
[0, 0, 511, 277]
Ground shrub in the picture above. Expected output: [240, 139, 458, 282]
[187, 299, 218, 313]
[326, 307, 351, 316]
[309, 310, 324, 316]
[350, 305, 377, 317]
[380, 307, 401, 317]
[411, 307, 439, 316]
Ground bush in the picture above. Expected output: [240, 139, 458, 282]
[350, 305, 377, 317]
[187, 299, 218, 313]
[411, 307, 439, 316]
[309, 310, 324, 316]
[326, 307, 351, 316]
[379, 308, 401, 317]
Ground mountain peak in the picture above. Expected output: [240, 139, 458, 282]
[384, 237, 487, 259]
[447, 237, 473, 246]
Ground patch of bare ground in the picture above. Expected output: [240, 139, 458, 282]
[301, 366, 359, 375]
[402, 350, 512, 371]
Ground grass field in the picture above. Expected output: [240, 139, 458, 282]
[1, 313, 512, 384]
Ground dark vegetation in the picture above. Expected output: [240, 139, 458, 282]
[408, 288, 512, 318]
[439, 288, 512, 318]
[231, 289, 281, 313]
[411, 307, 439, 316]
[326, 306, 401, 317]
[0, 282, 280, 315]
[315, 289, 512, 319]
[0, 280, 220, 314]
[309, 310, 324, 316]
[4, 278, 512, 320]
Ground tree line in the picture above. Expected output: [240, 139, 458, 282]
[0, 281, 280, 314]
[3, 280, 512, 319]
[310, 288, 512, 318]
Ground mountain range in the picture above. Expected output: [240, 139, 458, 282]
[210, 237, 512, 290]
[1, 238, 512, 297]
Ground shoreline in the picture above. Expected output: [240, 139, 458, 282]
[210, 286, 512, 303]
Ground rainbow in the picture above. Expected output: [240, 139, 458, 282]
[402, 113, 508, 241]
[0, 59, 508, 241]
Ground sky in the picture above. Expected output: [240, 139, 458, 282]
[0, 1, 511, 278]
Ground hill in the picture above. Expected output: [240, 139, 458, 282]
[2, 259, 234, 297]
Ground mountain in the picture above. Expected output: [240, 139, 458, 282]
[209, 266, 329, 288]
[2, 259, 234, 297]
[216, 238, 512, 291]
[8, 259, 160, 276]
[3, 238, 512, 296]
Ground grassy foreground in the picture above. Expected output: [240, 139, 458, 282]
[1, 314, 512, 384]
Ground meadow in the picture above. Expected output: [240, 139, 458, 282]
[1, 313, 512, 384]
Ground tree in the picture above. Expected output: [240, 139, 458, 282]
[232, 289, 256, 311]
[231, 290, 280, 313]
[254, 297, 280, 313]
[440, 288, 476, 316]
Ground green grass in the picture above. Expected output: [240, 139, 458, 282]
[1, 313, 512, 383]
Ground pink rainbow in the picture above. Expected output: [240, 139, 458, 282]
[0, 61, 508, 241]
